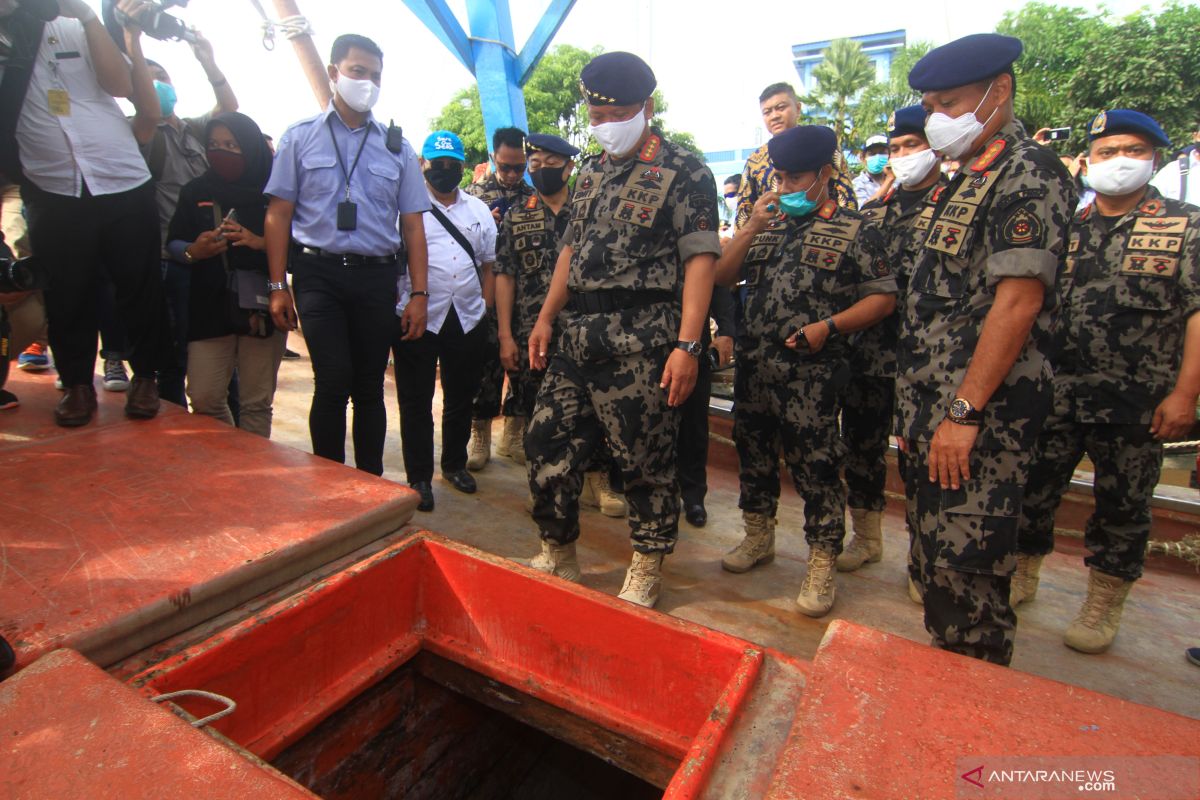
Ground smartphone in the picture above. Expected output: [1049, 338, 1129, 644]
[214, 208, 238, 241]
[1047, 127, 1071, 141]
[489, 196, 512, 218]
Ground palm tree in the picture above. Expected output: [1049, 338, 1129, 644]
[809, 38, 877, 147]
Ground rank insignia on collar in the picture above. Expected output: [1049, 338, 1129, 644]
[637, 134, 662, 163]
[1078, 202, 1093, 221]
[1091, 111, 1107, 136]
[931, 186, 947, 202]
[882, 187, 895, 204]
[525, 195, 540, 209]
[969, 139, 1007, 172]
[1137, 198, 1163, 216]
[817, 199, 837, 219]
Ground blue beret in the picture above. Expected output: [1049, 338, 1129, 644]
[1088, 109, 1171, 148]
[908, 34, 1023, 92]
[580, 52, 656, 106]
[422, 130, 465, 161]
[888, 104, 928, 139]
[768, 125, 836, 173]
[525, 133, 580, 158]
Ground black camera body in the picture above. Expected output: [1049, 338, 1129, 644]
[0, 255, 48, 294]
[102, 0, 195, 51]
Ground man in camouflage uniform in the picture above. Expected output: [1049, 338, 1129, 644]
[897, 34, 1076, 666]
[734, 82, 858, 231]
[465, 126, 535, 470]
[715, 125, 897, 618]
[524, 52, 719, 608]
[840, 105, 948, 606]
[1015, 110, 1200, 654]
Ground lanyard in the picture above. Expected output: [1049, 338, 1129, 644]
[327, 115, 372, 201]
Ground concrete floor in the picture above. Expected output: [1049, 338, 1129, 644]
[239, 332, 1199, 720]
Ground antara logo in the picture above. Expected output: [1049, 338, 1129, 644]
[961, 765, 985, 789]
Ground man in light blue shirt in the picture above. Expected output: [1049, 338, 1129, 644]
[264, 33, 430, 476]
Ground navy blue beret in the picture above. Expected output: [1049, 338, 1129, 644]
[768, 125, 837, 173]
[1088, 109, 1171, 148]
[580, 52, 656, 106]
[525, 133, 580, 158]
[908, 34, 1023, 92]
[888, 104, 928, 139]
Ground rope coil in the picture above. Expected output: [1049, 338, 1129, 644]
[149, 689, 238, 728]
[247, 0, 313, 51]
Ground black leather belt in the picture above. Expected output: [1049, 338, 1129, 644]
[295, 245, 397, 267]
[565, 289, 673, 314]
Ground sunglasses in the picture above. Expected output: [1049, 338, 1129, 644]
[495, 163, 527, 174]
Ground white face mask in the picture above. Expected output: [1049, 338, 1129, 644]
[889, 148, 940, 188]
[924, 81, 997, 161]
[1085, 155, 1155, 196]
[589, 105, 647, 158]
[331, 72, 380, 114]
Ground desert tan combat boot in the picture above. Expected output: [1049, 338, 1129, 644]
[1010, 553, 1045, 606]
[617, 551, 663, 608]
[498, 415, 526, 464]
[466, 419, 491, 471]
[907, 576, 923, 605]
[722, 512, 776, 573]
[587, 471, 627, 518]
[795, 547, 837, 617]
[1064, 568, 1133, 654]
[528, 540, 581, 583]
[836, 508, 883, 571]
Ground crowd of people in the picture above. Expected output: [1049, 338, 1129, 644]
[1, 1, 1197, 671]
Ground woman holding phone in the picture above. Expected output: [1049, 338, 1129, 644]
[166, 112, 284, 438]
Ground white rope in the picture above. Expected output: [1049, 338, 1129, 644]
[246, 0, 313, 51]
[149, 689, 238, 728]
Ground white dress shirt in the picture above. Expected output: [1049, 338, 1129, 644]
[14, 19, 150, 197]
[1151, 150, 1200, 207]
[398, 187, 497, 335]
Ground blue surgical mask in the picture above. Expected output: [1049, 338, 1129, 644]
[779, 174, 822, 217]
[866, 154, 888, 175]
[154, 80, 177, 118]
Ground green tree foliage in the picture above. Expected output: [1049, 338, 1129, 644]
[998, 1, 1200, 152]
[430, 44, 700, 166]
[851, 42, 932, 145]
[804, 38, 876, 147]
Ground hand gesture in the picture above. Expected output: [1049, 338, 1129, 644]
[221, 221, 264, 251]
[188, 229, 228, 261]
[190, 31, 216, 66]
[660, 349, 697, 407]
[1150, 391, 1196, 441]
[747, 191, 781, 234]
[528, 319, 553, 371]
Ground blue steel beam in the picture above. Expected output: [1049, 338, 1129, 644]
[515, 0, 577, 87]
[400, 0, 474, 73]
[466, 0, 528, 150]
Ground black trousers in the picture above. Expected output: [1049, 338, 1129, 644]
[676, 346, 713, 507]
[22, 180, 171, 387]
[292, 254, 398, 476]
[393, 306, 486, 484]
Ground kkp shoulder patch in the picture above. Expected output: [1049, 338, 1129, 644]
[1002, 206, 1043, 247]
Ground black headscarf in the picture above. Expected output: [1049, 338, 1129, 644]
[202, 111, 273, 210]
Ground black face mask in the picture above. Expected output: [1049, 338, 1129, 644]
[425, 163, 463, 194]
[530, 165, 568, 196]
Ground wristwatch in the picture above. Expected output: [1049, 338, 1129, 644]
[267, 281, 288, 293]
[675, 340, 703, 357]
[947, 397, 984, 426]
[824, 318, 839, 338]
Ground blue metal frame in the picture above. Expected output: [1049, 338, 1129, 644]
[402, 0, 577, 155]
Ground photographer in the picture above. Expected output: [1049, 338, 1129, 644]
[0, 0, 172, 427]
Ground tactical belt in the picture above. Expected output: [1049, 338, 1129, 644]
[565, 289, 673, 314]
[295, 245, 397, 267]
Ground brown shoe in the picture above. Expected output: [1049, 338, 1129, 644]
[54, 384, 98, 427]
[125, 375, 160, 419]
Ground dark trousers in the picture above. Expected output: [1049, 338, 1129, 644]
[677, 346, 713, 507]
[471, 309, 504, 420]
[393, 305, 486, 484]
[292, 255, 398, 476]
[96, 278, 128, 360]
[841, 373, 896, 511]
[22, 180, 171, 387]
[156, 260, 192, 406]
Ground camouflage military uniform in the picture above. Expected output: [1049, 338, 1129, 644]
[465, 175, 536, 420]
[525, 133, 720, 553]
[735, 144, 857, 230]
[848, 180, 948, 514]
[1018, 187, 1200, 581]
[494, 192, 571, 419]
[735, 200, 896, 552]
[895, 121, 1075, 665]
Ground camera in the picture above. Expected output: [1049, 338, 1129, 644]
[0, 255, 48, 294]
[102, 0, 196, 51]
[1046, 127, 1072, 142]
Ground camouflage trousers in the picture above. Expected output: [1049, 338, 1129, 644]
[734, 346, 848, 554]
[907, 442, 1025, 666]
[841, 372, 895, 511]
[1018, 405, 1162, 582]
[525, 345, 679, 553]
[471, 309, 504, 420]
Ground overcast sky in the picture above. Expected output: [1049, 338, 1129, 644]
[114, 0, 1165, 155]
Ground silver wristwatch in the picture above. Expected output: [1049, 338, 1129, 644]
[675, 340, 703, 357]
[267, 281, 288, 293]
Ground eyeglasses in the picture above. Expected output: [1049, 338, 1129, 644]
[495, 163, 527, 174]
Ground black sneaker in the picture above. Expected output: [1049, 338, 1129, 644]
[282, 348, 301, 360]
[1188, 647, 1200, 668]
[0, 634, 14, 673]
[0, 389, 18, 410]
[411, 481, 434, 512]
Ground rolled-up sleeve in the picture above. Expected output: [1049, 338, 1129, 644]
[264, 127, 299, 202]
[672, 165, 722, 264]
[477, 205, 498, 264]
[986, 174, 1072, 289]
